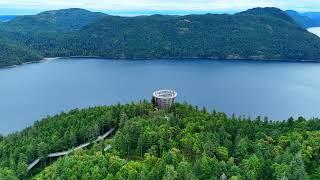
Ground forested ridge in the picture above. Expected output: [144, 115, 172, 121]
[0, 36, 42, 67]
[1, 102, 320, 179]
[0, 7, 320, 67]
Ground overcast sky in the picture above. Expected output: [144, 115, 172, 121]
[1, 0, 320, 15]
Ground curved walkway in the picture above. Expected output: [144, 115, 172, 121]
[27, 128, 115, 171]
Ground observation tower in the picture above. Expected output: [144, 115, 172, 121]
[152, 90, 177, 109]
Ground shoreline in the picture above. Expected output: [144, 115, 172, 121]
[66, 56, 320, 63]
[1, 56, 320, 69]
[0, 57, 62, 69]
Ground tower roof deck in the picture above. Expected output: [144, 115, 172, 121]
[153, 90, 177, 99]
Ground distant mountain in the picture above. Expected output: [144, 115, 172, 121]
[302, 12, 320, 27]
[1, 7, 320, 67]
[61, 8, 320, 60]
[243, 7, 294, 22]
[2, 8, 107, 31]
[285, 10, 315, 28]
[0, 15, 16, 22]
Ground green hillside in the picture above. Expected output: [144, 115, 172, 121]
[0, 8, 106, 67]
[1, 8, 106, 32]
[1, 7, 320, 67]
[1, 102, 320, 179]
[0, 36, 42, 67]
[62, 7, 320, 60]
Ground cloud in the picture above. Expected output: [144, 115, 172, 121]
[1, 0, 320, 13]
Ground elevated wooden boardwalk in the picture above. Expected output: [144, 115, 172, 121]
[47, 150, 72, 158]
[27, 158, 41, 171]
[27, 128, 115, 171]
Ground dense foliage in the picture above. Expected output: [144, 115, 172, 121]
[0, 36, 42, 67]
[2, 102, 320, 179]
[1, 7, 320, 67]
[0, 101, 153, 179]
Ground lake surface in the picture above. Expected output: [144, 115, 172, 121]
[1, 58, 320, 134]
[308, 27, 320, 37]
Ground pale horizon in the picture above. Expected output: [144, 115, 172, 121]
[0, 0, 320, 15]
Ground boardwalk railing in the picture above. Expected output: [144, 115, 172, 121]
[27, 128, 115, 171]
[27, 158, 41, 171]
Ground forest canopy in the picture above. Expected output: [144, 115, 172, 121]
[1, 102, 320, 179]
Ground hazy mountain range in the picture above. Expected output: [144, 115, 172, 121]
[286, 10, 320, 28]
[0, 7, 320, 67]
[2, 9, 320, 28]
[0, 15, 17, 22]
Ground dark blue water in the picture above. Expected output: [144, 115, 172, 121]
[1, 58, 320, 134]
